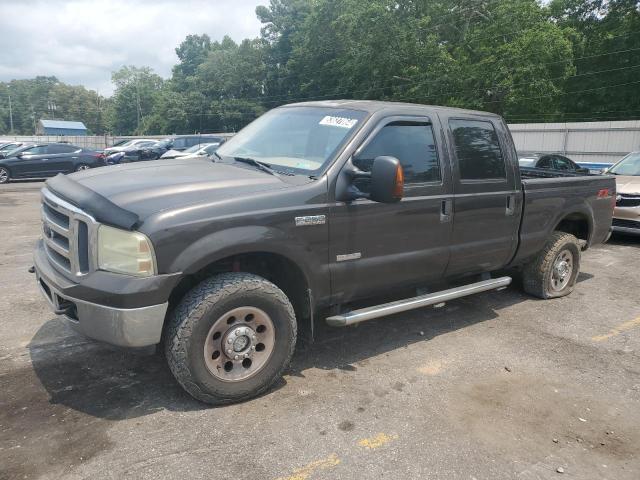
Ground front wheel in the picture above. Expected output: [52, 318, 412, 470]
[522, 232, 581, 299]
[164, 272, 297, 405]
[0, 167, 9, 184]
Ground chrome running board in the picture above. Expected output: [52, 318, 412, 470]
[326, 276, 512, 327]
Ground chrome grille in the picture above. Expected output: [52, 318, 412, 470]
[616, 194, 640, 208]
[41, 188, 97, 278]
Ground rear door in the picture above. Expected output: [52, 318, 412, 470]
[45, 144, 79, 174]
[329, 115, 453, 302]
[442, 116, 521, 276]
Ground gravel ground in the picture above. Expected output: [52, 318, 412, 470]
[1, 181, 639, 480]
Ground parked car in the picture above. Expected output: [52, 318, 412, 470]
[139, 135, 226, 161]
[103, 138, 159, 156]
[0, 143, 106, 183]
[32, 101, 614, 405]
[519, 152, 590, 174]
[0, 142, 30, 158]
[105, 140, 160, 164]
[603, 151, 640, 235]
[160, 141, 224, 159]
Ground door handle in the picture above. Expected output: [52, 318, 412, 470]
[506, 194, 516, 216]
[440, 199, 452, 223]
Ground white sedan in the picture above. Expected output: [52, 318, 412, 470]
[160, 142, 222, 160]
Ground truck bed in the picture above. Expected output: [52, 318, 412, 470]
[511, 172, 616, 265]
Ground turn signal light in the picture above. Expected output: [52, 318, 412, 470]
[393, 164, 404, 199]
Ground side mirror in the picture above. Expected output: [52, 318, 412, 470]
[16, 152, 24, 158]
[369, 156, 404, 203]
[336, 155, 404, 203]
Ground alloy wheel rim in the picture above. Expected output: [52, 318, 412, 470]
[550, 249, 573, 291]
[77, 165, 90, 171]
[0, 168, 8, 182]
[203, 306, 275, 382]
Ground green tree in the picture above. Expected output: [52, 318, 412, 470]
[109, 66, 164, 135]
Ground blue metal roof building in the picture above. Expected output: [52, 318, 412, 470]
[36, 119, 88, 136]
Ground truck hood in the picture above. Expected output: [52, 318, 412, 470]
[69, 158, 291, 219]
[614, 175, 640, 195]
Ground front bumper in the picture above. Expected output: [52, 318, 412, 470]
[611, 217, 640, 236]
[34, 239, 178, 347]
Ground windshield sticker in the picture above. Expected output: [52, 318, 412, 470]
[319, 115, 358, 129]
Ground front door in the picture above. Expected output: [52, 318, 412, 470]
[442, 116, 521, 277]
[329, 115, 453, 303]
[12, 145, 50, 177]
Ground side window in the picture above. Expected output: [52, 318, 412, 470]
[22, 146, 48, 155]
[537, 156, 553, 169]
[48, 144, 77, 154]
[353, 122, 440, 184]
[554, 156, 572, 170]
[449, 119, 506, 180]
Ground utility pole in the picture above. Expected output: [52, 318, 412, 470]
[135, 75, 142, 130]
[47, 100, 57, 119]
[8, 90, 14, 134]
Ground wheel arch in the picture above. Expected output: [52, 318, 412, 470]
[553, 209, 593, 246]
[168, 250, 314, 333]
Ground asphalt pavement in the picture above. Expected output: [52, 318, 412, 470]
[1, 181, 639, 480]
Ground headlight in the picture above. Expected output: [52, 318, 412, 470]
[97, 225, 156, 276]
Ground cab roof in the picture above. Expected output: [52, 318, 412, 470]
[282, 99, 502, 118]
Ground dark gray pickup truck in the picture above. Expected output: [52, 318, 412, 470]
[33, 101, 615, 404]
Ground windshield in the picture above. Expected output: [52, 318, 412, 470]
[216, 106, 368, 174]
[609, 152, 640, 176]
[5, 145, 32, 157]
[157, 138, 173, 148]
[0, 143, 17, 152]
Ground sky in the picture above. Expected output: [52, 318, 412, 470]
[0, 0, 265, 96]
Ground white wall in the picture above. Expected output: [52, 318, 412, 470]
[508, 120, 640, 165]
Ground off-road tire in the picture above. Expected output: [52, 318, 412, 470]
[522, 232, 581, 299]
[164, 272, 297, 405]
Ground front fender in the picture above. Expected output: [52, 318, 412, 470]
[168, 225, 329, 299]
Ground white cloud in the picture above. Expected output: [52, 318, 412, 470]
[0, 0, 265, 95]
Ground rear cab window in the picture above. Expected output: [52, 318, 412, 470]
[444, 114, 517, 195]
[448, 119, 506, 181]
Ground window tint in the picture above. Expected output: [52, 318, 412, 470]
[353, 122, 440, 183]
[22, 145, 48, 155]
[537, 156, 552, 169]
[553, 156, 572, 170]
[449, 119, 506, 180]
[48, 144, 77, 154]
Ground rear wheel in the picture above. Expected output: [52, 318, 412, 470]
[75, 164, 90, 172]
[164, 272, 297, 405]
[0, 167, 9, 184]
[522, 232, 581, 299]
